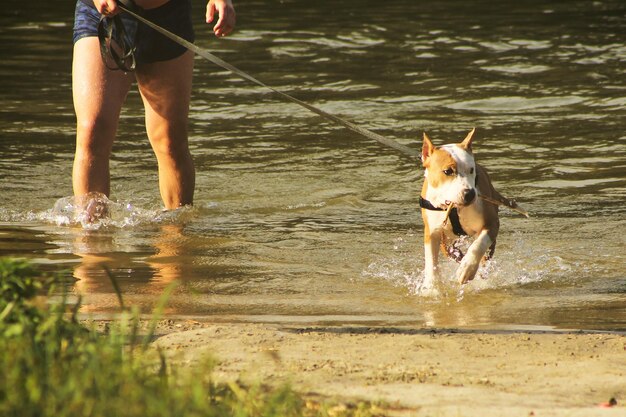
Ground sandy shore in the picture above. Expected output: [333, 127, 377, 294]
[152, 321, 625, 416]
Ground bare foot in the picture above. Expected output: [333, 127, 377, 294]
[75, 192, 110, 225]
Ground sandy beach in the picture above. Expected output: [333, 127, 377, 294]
[152, 321, 625, 416]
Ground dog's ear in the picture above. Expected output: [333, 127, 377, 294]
[422, 132, 435, 164]
[460, 128, 476, 152]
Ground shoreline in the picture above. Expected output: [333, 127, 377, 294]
[149, 321, 626, 416]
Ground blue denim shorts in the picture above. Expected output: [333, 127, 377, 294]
[73, 0, 195, 64]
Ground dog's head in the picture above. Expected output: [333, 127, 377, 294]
[421, 128, 477, 208]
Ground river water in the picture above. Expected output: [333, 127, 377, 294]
[1, 0, 625, 331]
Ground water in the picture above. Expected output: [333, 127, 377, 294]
[1, 0, 625, 331]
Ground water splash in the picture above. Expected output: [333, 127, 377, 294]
[31, 192, 196, 229]
[361, 232, 577, 300]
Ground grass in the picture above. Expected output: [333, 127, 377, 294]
[0, 258, 377, 417]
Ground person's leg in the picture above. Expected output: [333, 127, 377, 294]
[135, 50, 195, 209]
[72, 37, 133, 199]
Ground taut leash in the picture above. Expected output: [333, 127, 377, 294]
[116, 3, 421, 160]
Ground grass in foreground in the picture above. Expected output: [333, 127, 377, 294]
[0, 258, 377, 417]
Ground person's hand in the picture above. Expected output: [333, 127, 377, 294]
[206, 0, 236, 37]
[93, 0, 120, 16]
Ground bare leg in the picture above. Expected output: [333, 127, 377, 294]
[72, 37, 133, 198]
[136, 50, 195, 209]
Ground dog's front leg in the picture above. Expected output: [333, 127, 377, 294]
[456, 229, 493, 284]
[422, 230, 441, 293]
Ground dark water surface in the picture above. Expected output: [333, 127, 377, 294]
[1, 0, 625, 330]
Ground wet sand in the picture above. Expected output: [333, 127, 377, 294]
[152, 321, 625, 416]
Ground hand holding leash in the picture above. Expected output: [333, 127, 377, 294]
[93, 0, 121, 16]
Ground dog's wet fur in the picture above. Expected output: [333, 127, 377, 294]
[420, 129, 506, 293]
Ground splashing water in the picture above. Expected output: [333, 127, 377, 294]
[38, 192, 195, 230]
[361, 231, 581, 301]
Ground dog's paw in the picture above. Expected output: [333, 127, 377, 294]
[456, 262, 479, 284]
[419, 269, 440, 297]
[418, 283, 440, 297]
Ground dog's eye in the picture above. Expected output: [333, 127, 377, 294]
[470, 168, 475, 175]
[443, 168, 455, 176]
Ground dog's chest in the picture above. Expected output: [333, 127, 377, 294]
[423, 201, 486, 238]
[455, 203, 487, 236]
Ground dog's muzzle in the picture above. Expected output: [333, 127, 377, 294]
[463, 188, 476, 205]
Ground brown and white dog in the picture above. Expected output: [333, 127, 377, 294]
[420, 128, 513, 293]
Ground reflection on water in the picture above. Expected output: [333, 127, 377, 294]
[71, 223, 191, 314]
[0, 0, 625, 330]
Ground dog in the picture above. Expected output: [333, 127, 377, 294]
[419, 128, 521, 292]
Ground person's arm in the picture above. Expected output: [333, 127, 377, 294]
[206, 0, 236, 37]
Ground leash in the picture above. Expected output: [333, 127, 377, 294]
[419, 197, 468, 236]
[115, 2, 421, 160]
[98, 13, 136, 71]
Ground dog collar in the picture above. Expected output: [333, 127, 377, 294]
[419, 197, 468, 236]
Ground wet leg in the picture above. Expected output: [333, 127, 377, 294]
[136, 50, 195, 209]
[423, 230, 441, 295]
[72, 37, 133, 199]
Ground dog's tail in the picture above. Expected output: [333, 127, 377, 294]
[480, 191, 530, 218]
